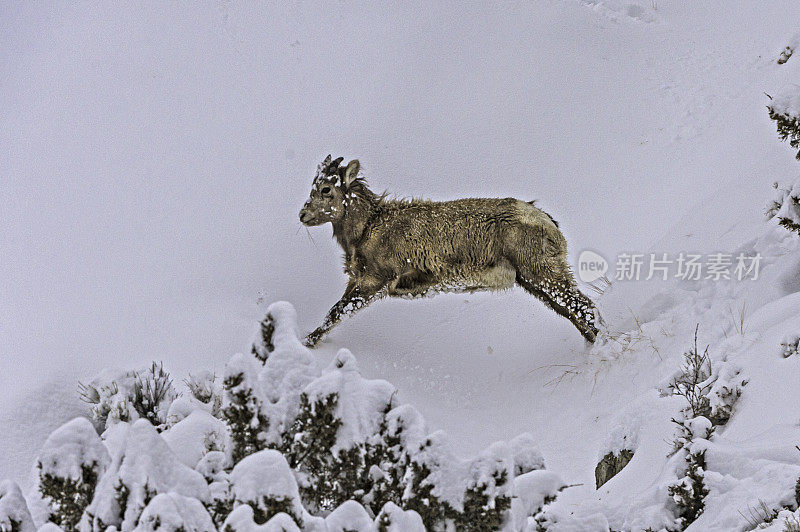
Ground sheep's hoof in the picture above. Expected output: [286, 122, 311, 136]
[304, 329, 325, 348]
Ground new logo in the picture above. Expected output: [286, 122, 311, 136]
[577, 249, 609, 283]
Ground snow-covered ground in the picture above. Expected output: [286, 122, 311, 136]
[4, 2, 800, 530]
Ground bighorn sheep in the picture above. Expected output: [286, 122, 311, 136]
[299, 155, 599, 346]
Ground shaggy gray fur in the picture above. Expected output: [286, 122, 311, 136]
[299, 155, 599, 346]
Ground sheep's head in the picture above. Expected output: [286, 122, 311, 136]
[299, 154, 360, 226]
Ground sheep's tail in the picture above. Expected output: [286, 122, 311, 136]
[527, 200, 559, 228]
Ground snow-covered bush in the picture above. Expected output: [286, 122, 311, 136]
[796, 476, 800, 508]
[250, 311, 276, 363]
[228, 450, 311, 527]
[7, 301, 565, 531]
[397, 434, 546, 530]
[659, 325, 753, 530]
[78, 370, 136, 430]
[0, 481, 35, 532]
[769, 87, 800, 160]
[226, 307, 559, 529]
[78, 364, 178, 431]
[508, 471, 566, 530]
[767, 86, 800, 237]
[665, 327, 743, 429]
[323, 500, 372, 531]
[221, 356, 270, 465]
[134, 493, 215, 532]
[280, 391, 345, 513]
[132, 363, 178, 428]
[184, 371, 222, 416]
[275, 349, 407, 516]
[784, 515, 800, 532]
[401, 445, 457, 527]
[162, 410, 227, 468]
[667, 416, 712, 530]
[373, 502, 425, 531]
[82, 420, 209, 530]
[664, 331, 733, 529]
[220, 505, 303, 532]
[322, 500, 425, 531]
[620, 345, 800, 532]
[457, 466, 511, 530]
[705, 376, 742, 427]
[769, 181, 800, 237]
[35, 418, 110, 531]
[225, 304, 564, 530]
[668, 329, 713, 422]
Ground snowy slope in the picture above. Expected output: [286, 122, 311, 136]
[4, 2, 800, 530]
[541, 221, 800, 530]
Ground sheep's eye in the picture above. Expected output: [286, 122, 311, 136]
[321, 186, 332, 196]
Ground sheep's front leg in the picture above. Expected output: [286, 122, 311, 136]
[304, 279, 386, 348]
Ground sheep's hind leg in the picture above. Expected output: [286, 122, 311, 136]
[305, 279, 387, 348]
[516, 273, 599, 343]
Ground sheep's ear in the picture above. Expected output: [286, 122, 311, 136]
[343, 159, 360, 187]
[323, 154, 332, 165]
